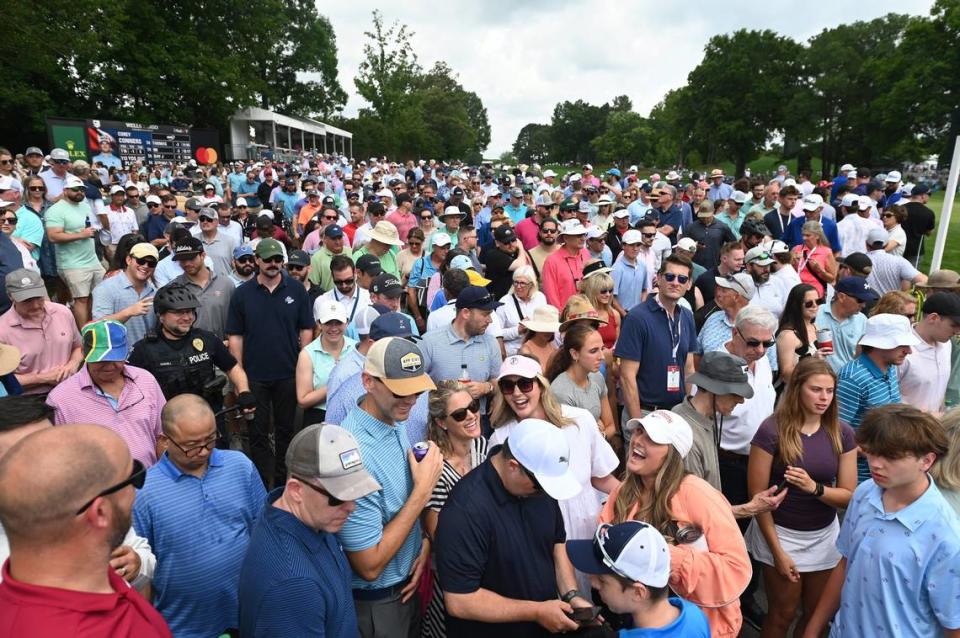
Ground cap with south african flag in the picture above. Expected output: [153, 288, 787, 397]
[82, 320, 129, 363]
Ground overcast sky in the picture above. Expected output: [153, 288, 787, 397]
[319, 1, 934, 156]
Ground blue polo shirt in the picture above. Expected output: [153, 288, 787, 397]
[418, 323, 503, 411]
[612, 256, 647, 313]
[324, 374, 430, 445]
[836, 353, 901, 482]
[655, 205, 683, 243]
[91, 272, 157, 345]
[615, 296, 699, 408]
[815, 304, 866, 373]
[225, 273, 314, 382]
[435, 446, 566, 638]
[238, 488, 360, 637]
[783, 215, 842, 253]
[620, 597, 710, 637]
[337, 406, 421, 590]
[832, 478, 960, 637]
[132, 449, 267, 638]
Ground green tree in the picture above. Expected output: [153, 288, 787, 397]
[354, 10, 421, 122]
[513, 123, 553, 163]
[591, 111, 653, 166]
[550, 100, 609, 164]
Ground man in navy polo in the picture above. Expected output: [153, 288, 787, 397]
[616, 254, 699, 424]
[435, 418, 591, 637]
[226, 238, 313, 488]
[238, 423, 382, 637]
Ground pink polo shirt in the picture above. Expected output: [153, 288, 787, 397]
[386, 209, 418, 244]
[541, 247, 591, 310]
[46, 365, 166, 466]
[0, 301, 81, 395]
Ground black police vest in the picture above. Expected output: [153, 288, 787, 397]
[137, 329, 219, 400]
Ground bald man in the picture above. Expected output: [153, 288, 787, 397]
[0, 423, 170, 637]
[133, 394, 266, 638]
[0, 396, 156, 587]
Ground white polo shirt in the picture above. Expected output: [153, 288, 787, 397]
[713, 344, 775, 455]
[898, 328, 951, 415]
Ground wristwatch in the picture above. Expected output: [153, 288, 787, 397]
[560, 589, 581, 603]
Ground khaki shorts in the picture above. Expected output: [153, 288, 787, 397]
[59, 266, 106, 298]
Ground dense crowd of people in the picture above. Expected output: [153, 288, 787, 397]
[0, 147, 957, 638]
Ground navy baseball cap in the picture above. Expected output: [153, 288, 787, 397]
[835, 276, 880, 302]
[323, 224, 344, 239]
[566, 522, 670, 588]
[287, 250, 310, 267]
[456, 285, 503, 311]
[356, 254, 382, 275]
[370, 312, 415, 340]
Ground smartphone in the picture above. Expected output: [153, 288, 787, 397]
[774, 477, 789, 495]
[568, 606, 601, 624]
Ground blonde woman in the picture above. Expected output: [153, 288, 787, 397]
[489, 354, 619, 593]
[792, 221, 837, 299]
[599, 410, 752, 638]
[495, 265, 548, 356]
[422, 380, 488, 638]
[868, 290, 917, 319]
[932, 408, 960, 514]
[746, 357, 856, 637]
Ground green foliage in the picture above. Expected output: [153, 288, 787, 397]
[513, 124, 553, 163]
[591, 110, 653, 167]
[550, 100, 609, 164]
[2, 0, 347, 148]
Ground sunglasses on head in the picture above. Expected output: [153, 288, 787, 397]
[134, 257, 157, 267]
[661, 272, 689, 284]
[448, 399, 481, 422]
[804, 298, 827, 308]
[498, 377, 536, 394]
[75, 459, 146, 515]
[293, 476, 345, 506]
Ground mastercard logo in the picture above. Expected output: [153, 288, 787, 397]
[195, 147, 219, 165]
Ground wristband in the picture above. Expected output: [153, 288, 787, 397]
[560, 589, 580, 603]
[814, 482, 824, 497]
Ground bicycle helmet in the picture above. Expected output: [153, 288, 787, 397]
[154, 283, 200, 315]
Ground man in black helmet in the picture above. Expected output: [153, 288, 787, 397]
[128, 282, 255, 444]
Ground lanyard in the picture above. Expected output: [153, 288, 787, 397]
[334, 287, 360, 323]
[656, 297, 682, 361]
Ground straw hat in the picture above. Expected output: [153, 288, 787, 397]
[559, 296, 608, 330]
[367, 220, 404, 246]
[520, 306, 561, 334]
[0, 343, 21, 376]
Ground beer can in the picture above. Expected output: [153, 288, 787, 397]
[413, 442, 430, 462]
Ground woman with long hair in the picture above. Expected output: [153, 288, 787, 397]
[868, 289, 917, 319]
[13, 176, 48, 266]
[580, 269, 621, 418]
[775, 283, 828, 384]
[599, 410, 752, 637]
[745, 357, 857, 637]
[489, 354, 619, 593]
[421, 381, 488, 638]
[931, 408, 960, 514]
[792, 221, 837, 299]
[495, 265, 548, 356]
[545, 322, 618, 447]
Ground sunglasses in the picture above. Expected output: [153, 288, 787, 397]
[293, 476, 345, 506]
[599, 288, 613, 294]
[134, 257, 158, 268]
[261, 256, 284, 264]
[75, 459, 146, 515]
[803, 298, 827, 309]
[65, 187, 85, 193]
[447, 399, 481, 422]
[28, 186, 45, 192]
[236, 256, 255, 264]
[322, 215, 338, 221]
[199, 215, 216, 222]
[541, 228, 558, 234]
[286, 264, 306, 272]
[641, 232, 657, 238]
[53, 159, 71, 165]
[334, 277, 355, 287]
[881, 213, 895, 219]
[238, 205, 248, 209]
[0, 159, 11, 165]
[163, 204, 177, 209]
[661, 272, 689, 284]
[1, 216, 16, 224]
[408, 241, 423, 247]
[421, 215, 433, 221]
[166, 432, 217, 458]
[737, 327, 775, 349]
[498, 377, 536, 394]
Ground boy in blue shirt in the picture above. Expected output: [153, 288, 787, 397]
[803, 404, 960, 638]
[566, 521, 709, 637]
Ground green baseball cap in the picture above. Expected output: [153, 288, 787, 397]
[255, 238, 284, 260]
[82, 320, 129, 363]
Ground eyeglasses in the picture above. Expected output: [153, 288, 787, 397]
[261, 256, 284, 264]
[28, 186, 45, 192]
[1, 216, 16, 225]
[75, 459, 146, 515]
[736, 327, 775, 349]
[803, 298, 826, 309]
[236, 256, 255, 264]
[661, 272, 689, 284]
[166, 432, 217, 458]
[292, 475, 345, 506]
[134, 257, 158, 268]
[513, 280, 532, 287]
[498, 377, 536, 394]
[881, 213, 895, 219]
[447, 399, 481, 422]
[334, 277, 355, 287]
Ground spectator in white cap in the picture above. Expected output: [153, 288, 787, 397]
[744, 244, 785, 318]
[541, 219, 590, 309]
[600, 410, 752, 636]
[566, 521, 710, 636]
[674, 236, 705, 283]
[436, 417, 591, 636]
[584, 225, 612, 266]
[612, 229, 649, 314]
[296, 300, 356, 424]
[698, 272, 755, 356]
[863, 226, 927, 295]
[881, 170, 903, 207]
[238, 423, 381, 636]
[783, 193, 842, 254]
[39, 148, 72, 201]
[836, 192, 881, 259]
[103, 184, 138, 258]
[836, 313, 921, 482]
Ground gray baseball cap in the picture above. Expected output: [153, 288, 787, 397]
[286, 423, 381, 501]
[363, 337, 436, 396]
[688, 351, 754, 398]
[5, 269, 47, 302]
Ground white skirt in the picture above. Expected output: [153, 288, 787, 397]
[745, 516, 842, 573]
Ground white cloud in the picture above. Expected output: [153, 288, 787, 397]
[316, 0, 934, 156]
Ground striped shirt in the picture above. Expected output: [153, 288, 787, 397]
[866, 249, 920, 296]
[47, 364, 166, 466]
[837, 353, 901, 482]
[418, 323, 503, 412]
[325, 375, 430, 445]
[132, 450, 266, 638]
[337, 406, 421, 590]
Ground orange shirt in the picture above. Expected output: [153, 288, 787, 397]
[297, 203, 323, 230]
[600, 474, 751, 638]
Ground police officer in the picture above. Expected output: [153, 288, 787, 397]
[128, 283, 256, 441]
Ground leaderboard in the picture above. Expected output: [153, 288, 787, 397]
[92, 120, 194, 166]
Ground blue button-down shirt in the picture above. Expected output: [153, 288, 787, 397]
[337, 407, 422, 589]
[698, 310, 778, 371]
[91, 272, 157, 345]
[133, 450, 267, 638]
[832, 478, 960, 637]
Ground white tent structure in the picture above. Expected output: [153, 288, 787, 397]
[227, 107, 352, 162]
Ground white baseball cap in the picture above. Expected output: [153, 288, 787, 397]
[840, 193, 859, 208]
[730, 190, 750, 204]
[624, 410, 694, 459]
[109, 185, 125, 195]
[566, 521, 671, 588]
[508, 418, 581, 500]
[543, 169, 557, 178]
[236, 197, 248, 207]
[802, 193, 824, 212]
[585, 226, 607, 240]
[146, 195, 162, 206]
[885, 170, 902, 183]
[431, 233, 452, 248]
[840, 163, 856, 172]
[858, 314, 922, 350]
[314, 300, 348, 324]
[676, 237, 697, 252]
[559, 219, 588, 236]
[715, 272, 756, 300]
[612, 208, 630, 219]
[621, 229, 643, 245]
[64, 175, 84, 189]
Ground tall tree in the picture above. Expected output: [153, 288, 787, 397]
[591, 111, 653, 167]
[550, 100, 609, 164]
[354, 10, 421, 122]
[513, 123, 553, 163]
